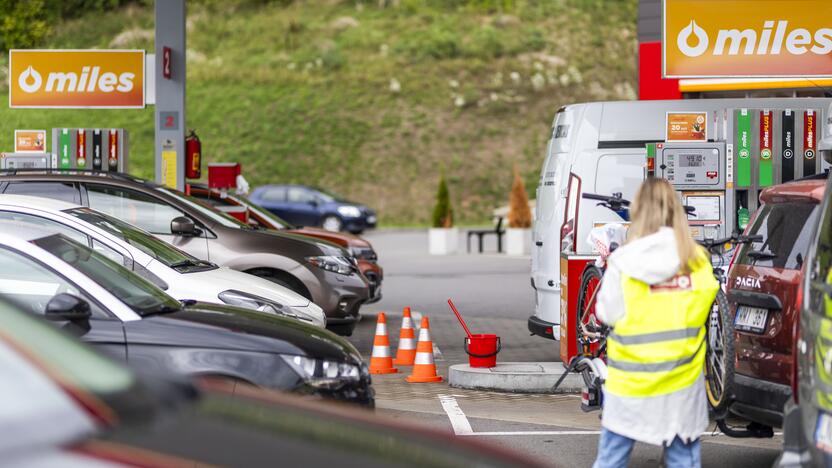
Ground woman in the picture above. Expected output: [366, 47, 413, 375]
[593, 178, 718, 468]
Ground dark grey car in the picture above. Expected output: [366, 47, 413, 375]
[0, 172, 369, 335]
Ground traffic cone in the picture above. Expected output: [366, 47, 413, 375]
[369, 312, 398, 374]
[406, 316, 443, 383]
[394, 307, 417, 366]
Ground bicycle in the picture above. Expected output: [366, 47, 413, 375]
[554, 192, 757, 420]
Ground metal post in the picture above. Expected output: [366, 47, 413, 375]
[154, 0, 186, 190]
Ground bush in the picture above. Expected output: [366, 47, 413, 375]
[507, 167, 531, 228]
[0, 0, 49, 50]
[432, 174, 453, 228]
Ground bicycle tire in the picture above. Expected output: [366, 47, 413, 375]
[705, 289, 735, 417]
[576, 265, 604, 352]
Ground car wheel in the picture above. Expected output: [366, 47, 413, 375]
[705, 289, 734, 418]
[321, 215, 343, 232]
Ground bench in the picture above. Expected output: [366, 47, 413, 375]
[467, 217, 505, 253]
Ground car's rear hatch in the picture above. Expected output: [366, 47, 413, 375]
[728, 183, 823, 417]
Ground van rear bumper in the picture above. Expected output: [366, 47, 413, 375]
[729, 373, 791, 428]
[528, 315, 557, 340]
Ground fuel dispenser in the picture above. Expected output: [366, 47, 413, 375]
[49, 128, 129, 172]
[559, 103, 829, 367]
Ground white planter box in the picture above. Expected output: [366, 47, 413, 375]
[505, 228, 531, 256]
[429, 227, 459, 255]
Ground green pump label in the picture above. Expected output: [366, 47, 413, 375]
[59, 129, 71, 169]
[737, 109, 751, 188]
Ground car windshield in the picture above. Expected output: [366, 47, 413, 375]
[313, 187, 344, 203]
[737, 201, 819, 270]
[64, 207, 215, 272]
[31, 235, 181, 316]
[156, 187, 248, 229]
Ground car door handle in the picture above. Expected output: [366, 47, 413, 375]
[536, 241, 543, 246]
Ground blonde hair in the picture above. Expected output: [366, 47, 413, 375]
[628, 178, 704, 273]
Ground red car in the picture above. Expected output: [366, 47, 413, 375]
[726, 178, 825, 430]
[188, 184, 383, 304]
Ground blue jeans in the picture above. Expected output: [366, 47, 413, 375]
[593, 428, 701, 468]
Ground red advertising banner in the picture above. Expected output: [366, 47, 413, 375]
[759, 110, 772, 186]
[805, 110, 817, 176]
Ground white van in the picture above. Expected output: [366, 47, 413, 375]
[529, 98, 832, 341]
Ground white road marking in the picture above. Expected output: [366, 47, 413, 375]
[438, 394, 473, 435]
[437, 395, 780, 438]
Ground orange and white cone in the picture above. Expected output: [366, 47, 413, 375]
[369, 312, 398, 374]
[394, 307, 417, 366]
[406, 316, 443, 383]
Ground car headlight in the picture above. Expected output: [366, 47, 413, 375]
[218, 290, 314, 324]
[305, 255, 354, 275]
[280, 354, 361, 389]
[337, 206, 361, 218]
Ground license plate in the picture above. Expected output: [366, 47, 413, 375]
[815, 412, 832, 453]
[735, 306, 768, 333]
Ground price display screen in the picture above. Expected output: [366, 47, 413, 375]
[680, 153, 704, 167]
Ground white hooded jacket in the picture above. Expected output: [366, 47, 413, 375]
[596, 227, 710, 446]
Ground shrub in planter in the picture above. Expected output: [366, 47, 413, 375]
[429, 174, 458, 255]
[506, 167, 532, 255]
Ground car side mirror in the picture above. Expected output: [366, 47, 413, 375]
[307, 199, 319, 207]
[45, 293, 91, 322]
[171, 216, 198, 236]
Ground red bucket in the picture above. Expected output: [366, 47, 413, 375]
[464, 334, 501, 368]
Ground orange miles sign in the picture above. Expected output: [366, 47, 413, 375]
[666, 112, 708, 142]
[9, 50, 145, 108]
[664, 0, 832, 78]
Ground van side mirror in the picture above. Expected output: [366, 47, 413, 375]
[171, 216, 198, 236]
[45, 293, 92, 322]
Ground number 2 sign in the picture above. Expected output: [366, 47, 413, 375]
[159, 111, 179, 130]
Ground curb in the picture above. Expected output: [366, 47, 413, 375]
[448, 362, 584, 394]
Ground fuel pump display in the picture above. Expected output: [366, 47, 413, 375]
[655, 142, 729, 240]
[50, 128, 129, 172]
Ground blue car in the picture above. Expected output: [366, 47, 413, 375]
[250, 184, 377, 234]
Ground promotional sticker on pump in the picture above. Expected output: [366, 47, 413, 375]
[8, 50, 145, 108]
[759, 110, 773, 187]
[663, 0, 832, 77]
[805, 110, 817, 176]
[666, 111, 708, 141]
[13, 130, 46, 153]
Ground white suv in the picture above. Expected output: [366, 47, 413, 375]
[0, 195, 325, 327]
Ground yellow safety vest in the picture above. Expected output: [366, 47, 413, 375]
[814, 268, 832, 411]
[606, 251, 718, 398]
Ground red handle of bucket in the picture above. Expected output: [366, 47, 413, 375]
[464, 337, 502, 358]
[448, 298, 473, 339]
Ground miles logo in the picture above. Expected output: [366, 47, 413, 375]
[18, 65, 135, 94]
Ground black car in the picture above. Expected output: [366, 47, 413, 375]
[0, 297, 538, 468]
[0, 232, 373, 407]
[249, 184, 377, 234]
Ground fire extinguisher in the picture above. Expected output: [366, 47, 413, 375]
[185, 130, 202, 179]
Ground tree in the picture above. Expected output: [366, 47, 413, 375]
[432, 174, 453, 228]
[508, 166, 531, 228]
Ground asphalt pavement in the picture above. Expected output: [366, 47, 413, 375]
[350, 229, 782, 467]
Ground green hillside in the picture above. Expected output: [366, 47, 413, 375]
[0, 0, 638, 225]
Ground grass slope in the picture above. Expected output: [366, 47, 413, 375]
[0, 0, 637, 225]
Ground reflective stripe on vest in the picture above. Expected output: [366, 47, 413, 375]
[605, 250, 718, 398]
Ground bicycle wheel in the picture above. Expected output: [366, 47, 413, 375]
[576, 265, 604, 353]
[705, 289, 735, 417]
